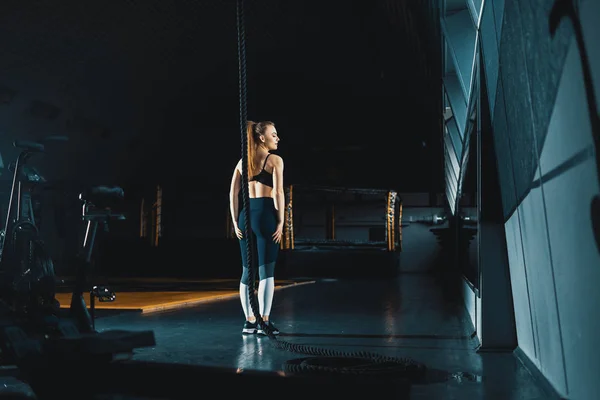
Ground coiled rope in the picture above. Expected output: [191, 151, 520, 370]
[236, 0, 425, 378]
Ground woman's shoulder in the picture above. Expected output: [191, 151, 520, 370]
[268, 153, 284, 164]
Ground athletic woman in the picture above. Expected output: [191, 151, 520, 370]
[229, 120, 284, 335]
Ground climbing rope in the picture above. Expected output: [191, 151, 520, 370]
[235, 0, 426, 378]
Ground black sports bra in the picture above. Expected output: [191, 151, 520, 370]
[250, 153, 273, 187]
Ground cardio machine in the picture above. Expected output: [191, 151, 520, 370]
[69, 184, 124, 333]
[0, 142, 155, 399]
[0, 138, 63, 318]
[0, 136, 125, 332]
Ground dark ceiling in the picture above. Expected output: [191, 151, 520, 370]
[0, 0, 442, 192]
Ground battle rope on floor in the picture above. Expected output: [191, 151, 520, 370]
[235, 0, 426, 379]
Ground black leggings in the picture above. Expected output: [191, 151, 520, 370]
[238, 197, 279, 284]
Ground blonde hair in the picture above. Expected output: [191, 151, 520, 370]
[246, 120, 275, 178]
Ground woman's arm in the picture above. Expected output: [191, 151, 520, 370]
[272, 155, 285, 225]
[229, 160, 243, 238]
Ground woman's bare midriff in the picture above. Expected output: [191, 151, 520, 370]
[249, 181, 273, 199]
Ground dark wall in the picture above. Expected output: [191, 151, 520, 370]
[480, 0, 572, 218]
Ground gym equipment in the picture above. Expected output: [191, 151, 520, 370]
[0, 138, 65, 319]
[69, 185, 125, 333]
[279, 184, 402, 252]
[0, 183, 155, 399]
[0, 138, 154, 398]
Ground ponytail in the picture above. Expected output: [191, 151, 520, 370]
[246, 120, 257, 179]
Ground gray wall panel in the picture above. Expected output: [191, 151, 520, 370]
[498, 1, 538, 206]
[515, 0, 573, 152]
[492, 77, 518, 218]
[480, 2, 499, 118]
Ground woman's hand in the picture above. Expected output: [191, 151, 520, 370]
[233, 223, 243, 239]
[272, 221, 284, 243]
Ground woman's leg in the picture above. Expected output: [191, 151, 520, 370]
[255, 203, 279, 323]
[256, 250, 275, 320]
[238, 211, 255, 323]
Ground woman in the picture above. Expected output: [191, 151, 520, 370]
[229, 120, 284, 335]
